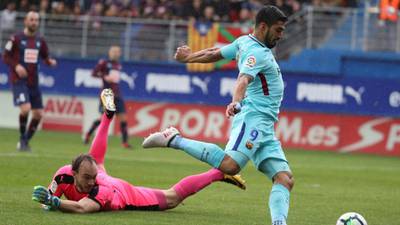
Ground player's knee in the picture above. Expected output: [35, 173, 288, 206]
[274, 172, 294, 191]
[167, 199, 180, 209]
[220, 156, 241, 175]
[164, 189, 182, 209]
[32, 110, 43, 119]
[19, 104, 31, 115]
[20, 110, 29, 116]
[117, 113, 127, 121]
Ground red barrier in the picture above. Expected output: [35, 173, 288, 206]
[121, 101, 400, 156]
[276, 111, 400, 156]
[120, 101, 231, 141]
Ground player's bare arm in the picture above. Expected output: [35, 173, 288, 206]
[3, 37, 27, 78]
[58, 197, 100, 213]
[47, 58, 57, 67]
[226, 74, 253, 118]
[32, 185, 100, 213]
[174, 45, 223, 63]
[15, 64, 28, 78]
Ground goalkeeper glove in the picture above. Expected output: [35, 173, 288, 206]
[32, 185, 61, 209]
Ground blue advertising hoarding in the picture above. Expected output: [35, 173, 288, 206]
[0, 58, 399, 117]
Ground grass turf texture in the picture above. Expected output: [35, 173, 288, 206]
[0, 128, 399, 225]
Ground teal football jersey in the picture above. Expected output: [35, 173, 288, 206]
[220, 34, 284, 121]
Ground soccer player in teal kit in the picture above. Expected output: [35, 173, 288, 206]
[143, 6, 293, 225]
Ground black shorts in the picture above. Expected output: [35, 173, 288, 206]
[12, 80, 43, 109]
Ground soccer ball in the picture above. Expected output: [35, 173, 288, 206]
[336, 212, 367, 225]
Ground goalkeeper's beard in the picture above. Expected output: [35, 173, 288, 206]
[75, 181, 93, 193]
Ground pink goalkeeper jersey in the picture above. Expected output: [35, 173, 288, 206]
[48, 165, 167, 211]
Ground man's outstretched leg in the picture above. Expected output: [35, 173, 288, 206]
[160, 168, 246, 209]
[88, 89, 116, 168]
[129, 169, 246, 211]
[173, 169, 246, 199]
[142, 127, 228, 171]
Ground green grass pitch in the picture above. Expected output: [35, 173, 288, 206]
[0, 128, 399, 225]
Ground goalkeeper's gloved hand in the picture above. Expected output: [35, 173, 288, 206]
[32, 185, 61, 209]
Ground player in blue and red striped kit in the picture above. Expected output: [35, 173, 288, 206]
[84, 46, 132, 149]
[3, 11, 57, 151]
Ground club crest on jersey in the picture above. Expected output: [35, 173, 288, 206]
[5, 40, 12, 51]
[245, 141, 253, 150]
[50, 180, 58, 193]
[245, 56, 256, 68]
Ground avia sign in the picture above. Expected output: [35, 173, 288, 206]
[42, 96, 84, 132]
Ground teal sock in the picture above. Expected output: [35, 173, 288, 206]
[170, 135, 225, 168]
[269, 184, 290, 225]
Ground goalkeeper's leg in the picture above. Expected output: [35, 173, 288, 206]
[164, 168, 245, 209]
[125, 169, 246, 211]
[88, 89, 115, 168]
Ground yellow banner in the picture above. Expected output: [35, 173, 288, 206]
[187, 22, 219, 72]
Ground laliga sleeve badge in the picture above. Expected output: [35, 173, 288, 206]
[245, 56, 256, 68]
[245, 141, 253, 150]
[5, 40, 12, 51]
[50, 180, 58, 194]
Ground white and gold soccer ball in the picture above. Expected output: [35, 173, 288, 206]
[336, 212, 367, 225]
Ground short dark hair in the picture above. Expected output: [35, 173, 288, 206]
[71, 154, 97, 172]
[255, 5, 288, 27]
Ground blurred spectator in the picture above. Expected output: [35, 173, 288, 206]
[90, 2, 104, 30]
[142, 0, 157, 18]
[247, 0, 265, 12]
[203, 5, 219, 22]
[71, 1, 83, 25]
[64, 0, 76, 10]
[288, 0, 301, 13]
[239, 6, 252, 23]
[1, 2, 17, 31]
[170, 0, 186, 20]
[51, 1, 69, 15]
[39, 0, 50, 15]
[276, 0, 294, 16]
[0, 0, 359, 22]
[157, 0, 172, 19]
[105, 3, 119, 17]
[72, 1, 82, 16]
[122, 3, 140, 18]
[213, 0, 230, 22]
[236, 6, 253, 33]
[187, 0, 204, 21]
[228, 1, 242, 22]
[19, 0, 31, 12]
[81, 0, 93, 12]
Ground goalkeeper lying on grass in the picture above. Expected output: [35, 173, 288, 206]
[32, 89, 245, 213]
